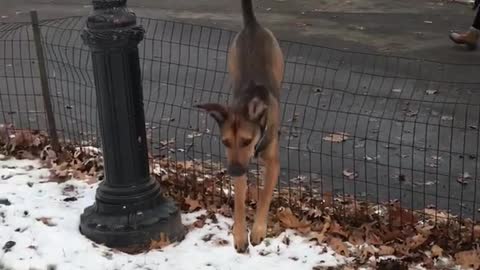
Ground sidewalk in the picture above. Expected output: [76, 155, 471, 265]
[1, 0, 480, 63]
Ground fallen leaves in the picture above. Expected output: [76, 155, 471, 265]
[323, 132, 350, 143]
[149, 233, 171, 250]
[455, 249, 480, 270]
[342, 169, 358, 180]
[277, 207, 310, 232]
[406, 233, 428, 251]
[431, 245, 443, 258]
[310, 215, 331, 243]
[2, 126, 480, 270]
[378, 245, 395, 256]
[328, 237, 350, 257]
[184, 196, 202, 212]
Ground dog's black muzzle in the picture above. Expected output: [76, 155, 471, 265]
[227, 163, 247, 177]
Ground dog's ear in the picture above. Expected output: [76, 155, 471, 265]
[247, 97, 267, 121]
[195, 103, 229, 125]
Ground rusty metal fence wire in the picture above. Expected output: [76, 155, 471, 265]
[1, 16, 480, 222]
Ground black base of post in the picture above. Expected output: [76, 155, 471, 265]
[79, 0, 185, 250]
[80, 183, 185, 249]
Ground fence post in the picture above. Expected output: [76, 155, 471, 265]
[30, 10, 60, 152]
[78, 0, 185, 249]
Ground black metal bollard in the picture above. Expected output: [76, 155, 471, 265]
[79, 0, 185, 249]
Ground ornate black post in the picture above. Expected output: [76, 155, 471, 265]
[79, 0, 185, 249]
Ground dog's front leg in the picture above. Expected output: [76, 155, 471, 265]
[232, 175, 249, 253]
[251, 144, 280, 246]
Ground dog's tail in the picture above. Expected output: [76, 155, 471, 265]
[241, 0, 257, 27]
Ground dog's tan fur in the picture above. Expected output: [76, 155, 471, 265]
[196, 0, 284, 253]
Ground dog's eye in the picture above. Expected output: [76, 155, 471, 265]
[240, 138, 252, 147]
[222, 139, 232, 148]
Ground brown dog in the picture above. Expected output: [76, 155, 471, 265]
[196, 0, 284, 253]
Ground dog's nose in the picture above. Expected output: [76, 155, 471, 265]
[227, 163, 246, 177]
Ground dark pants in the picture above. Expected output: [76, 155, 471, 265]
[474, 7, 480, 30]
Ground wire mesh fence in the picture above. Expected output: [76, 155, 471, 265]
[1, 16, 480, 223]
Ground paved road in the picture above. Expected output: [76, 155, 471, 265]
[2, 0, 480, 62]
[1, 0, 480, 219]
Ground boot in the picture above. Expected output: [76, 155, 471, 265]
[449, 27, 479, 50]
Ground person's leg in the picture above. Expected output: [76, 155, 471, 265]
[449, 8, 480, 49]
[473, 7, 480, 30]
[450, 8, 480, 49]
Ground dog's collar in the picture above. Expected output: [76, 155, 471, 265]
[254, 123, 268, 158]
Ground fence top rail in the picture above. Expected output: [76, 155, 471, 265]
[2, 15, 480, 67]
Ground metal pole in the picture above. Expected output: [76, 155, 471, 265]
[30, 10, 61, 152]
[79, 0, 185, 249]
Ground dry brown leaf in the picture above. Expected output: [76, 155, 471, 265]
[85, 176, 98, 185]
[328, 237, 350, 257]
[359, 245, 376, 264]
[217, 204, 232, 218]
[455, 249, 480, 270]
[297, 223, 311, 234]
[366, 231, 383, 246]
[213, 238, 229, 246]
[423, 208, 454, 223]
[323, 132, 349, 143]
[407, 234, 428, 251]
[364, 224, 384, 246]
[36, 217, 56, 227]
[322, 192, 334, 208]
[310, 216, 331, 243]
[474, 225, 480, 239]
[184, 196, 202, 212]
[276, 207, 310, 230]
[388, 204, 417, 226]
[431, 244, 443, 258]
[149, 233, 171, 249]
[15, 150, 36, 160]
[348, 228, 365, 246]
[378, 245, 395, 256]
[193, 215, 207, 228]
[394, 243, 410, 256]
[72, 170, 87, 180]
[329, 221, 348, 239]
[415, 224, 434, 237]
[12, 130, 34, 148]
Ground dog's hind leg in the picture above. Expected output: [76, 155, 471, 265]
[250, 140, 280, 246]
[233, 175, 249, 253]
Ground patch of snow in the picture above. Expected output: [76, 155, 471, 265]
[0, 158, 343, 270]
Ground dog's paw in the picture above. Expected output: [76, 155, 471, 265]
[233, 223, 249, 253]
[250, 223, 267, 246]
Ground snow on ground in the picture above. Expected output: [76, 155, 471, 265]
[0, 158, 344, 270]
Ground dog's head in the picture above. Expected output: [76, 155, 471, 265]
[196, 85, 269, 177]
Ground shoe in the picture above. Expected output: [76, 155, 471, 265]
[449, 27, 479, 50]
